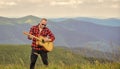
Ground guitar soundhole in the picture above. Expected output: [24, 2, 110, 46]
[42, 39, 45, 43]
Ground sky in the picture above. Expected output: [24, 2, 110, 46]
[0, 0, 120, 18]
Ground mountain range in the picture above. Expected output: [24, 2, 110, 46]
[0, 15, 120, 54]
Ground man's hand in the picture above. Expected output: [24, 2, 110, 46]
[44, 38, 51, 42]
[28, 35, 33, 40]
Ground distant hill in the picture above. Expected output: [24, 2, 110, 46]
[73, 17, 120, 27]
[72, 47, 120, 62]
[50, 17, 120, 27]
[0, 15, 40, 25]
[0, 15, 120, 54]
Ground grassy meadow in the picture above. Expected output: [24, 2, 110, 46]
[0, 44, 120, 69]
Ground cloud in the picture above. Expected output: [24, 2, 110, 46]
[50, 0, 83, 8]
[50, 1, 69, 6]
[27, 0, 43, 3]
[6, 2, 17, 6]
[0, 0, 119, 18]
[0, 1, 17, 8]
[98, 0, 104, 3]
[112, 0, 119, 2]
[111, 4, 119, 8]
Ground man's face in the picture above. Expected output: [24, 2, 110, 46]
[39, 20, 47, 28]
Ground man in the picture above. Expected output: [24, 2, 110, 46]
[28, 18, 55, 69]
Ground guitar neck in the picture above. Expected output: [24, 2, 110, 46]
[23, 32, 40, 40]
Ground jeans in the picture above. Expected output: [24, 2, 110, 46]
[30, 49, 48, 69]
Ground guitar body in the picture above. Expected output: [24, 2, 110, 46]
[23, 32, 54, 52]
[36, 36, 54, 52]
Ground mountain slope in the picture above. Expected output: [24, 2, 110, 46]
[0, 15, 120, 53]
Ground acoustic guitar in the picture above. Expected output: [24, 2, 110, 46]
[23, 32, 54, 52]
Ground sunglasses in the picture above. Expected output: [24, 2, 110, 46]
[42, 24, 46, 26]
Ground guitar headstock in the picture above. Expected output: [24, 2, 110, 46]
[23, 31, 29, 35]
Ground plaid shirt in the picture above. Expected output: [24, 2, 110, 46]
[28, 25, 55, 50]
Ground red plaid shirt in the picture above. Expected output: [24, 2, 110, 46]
[28, 25, 55, 50]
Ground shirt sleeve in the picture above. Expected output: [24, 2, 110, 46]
[28, 26, 33, 40]
[47, 29, 55, 42]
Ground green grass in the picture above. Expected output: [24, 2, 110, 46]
[0, 44, 120, 69]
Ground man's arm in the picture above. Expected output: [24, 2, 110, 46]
[45, 29, 55, 42]
[28, 27, 34, 40]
